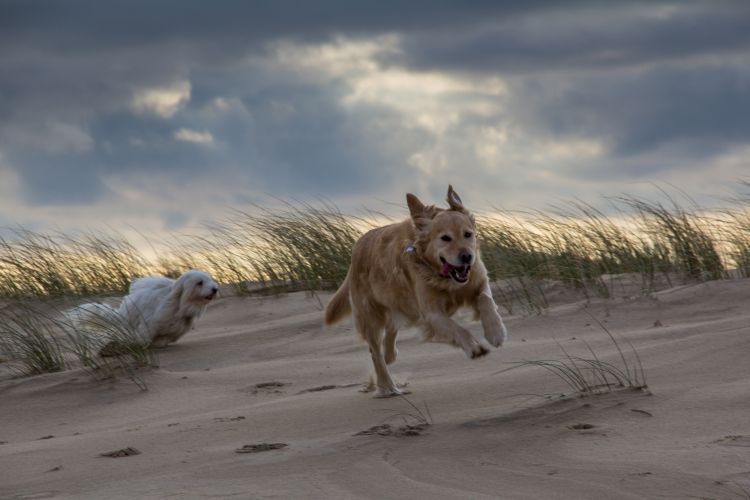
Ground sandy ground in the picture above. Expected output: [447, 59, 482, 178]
[2, 279, 750, 499]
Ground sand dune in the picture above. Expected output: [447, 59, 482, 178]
[2, 279, 750, 499]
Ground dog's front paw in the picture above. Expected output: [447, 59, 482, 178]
[462, 339, 490, 359]
[359, 380, 376, 393]
[470, 344, 490, 359]
[484, 317, 508, 347]
[485, 323, 508, 348]
[374, 385, 410, 398]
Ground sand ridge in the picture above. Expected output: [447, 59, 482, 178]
[2, 279, 750, 499]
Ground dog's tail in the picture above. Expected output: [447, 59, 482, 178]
[325, 272, 352, 325]
[65, 302, 122, 329]
[65, 302, 149, 357]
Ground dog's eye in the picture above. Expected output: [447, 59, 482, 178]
[196, 280, 203, 287]
[464, 231, 473, 238]
[441, 235, 452, 242]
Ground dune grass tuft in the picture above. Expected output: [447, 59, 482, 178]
[0, 304, 67, 375]
[0, 229, 153, 298]
[62, 304, 156, 389]
[498, 312, 647, 396]
[0, 301, 156, 389]
[478, 191, 740, 312]
[199, 201, 363, 293]
[359, 394, 433, 437]
[620, 193, 725, 281]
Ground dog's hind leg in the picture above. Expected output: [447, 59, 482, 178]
[357, 317, 405, 398]
[368, 338, 405, 397]
[150, 336, 171, 348]
[383, 317, 399, 365]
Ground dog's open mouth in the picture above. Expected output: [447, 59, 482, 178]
[440, 258, 471, 283]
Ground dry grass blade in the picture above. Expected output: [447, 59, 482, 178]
[0, 300, 156, 389]
[0, 304, 67, 375]
[203, 200, 362, 293]
[377, 394, 433, 427]
[0, 228, 153, 298]
[62, 303, 157, 390]
[496, 316, 647, 396]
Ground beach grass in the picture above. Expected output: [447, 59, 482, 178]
[0, 229, 153, 298]
[1, 188, 746, 389]
[0, 301, 156, 388]
[497, 311, 647, 396]
[0, 303, 67, 375]
[0, 188, 745, 304]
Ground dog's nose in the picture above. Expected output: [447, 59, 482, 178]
[459, 251, 473, 264]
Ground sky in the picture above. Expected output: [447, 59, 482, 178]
[1, 0, 749, 236]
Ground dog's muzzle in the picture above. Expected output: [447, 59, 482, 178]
[440, 257, 471, 283]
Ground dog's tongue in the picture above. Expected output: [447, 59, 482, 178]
[441, 261, 454, 277]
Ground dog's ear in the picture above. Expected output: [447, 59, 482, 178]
[406, 193, 425, 218]
[169, 273, 188, 304]
[446, 185, 465, 212]
[407, 193, 432, 231]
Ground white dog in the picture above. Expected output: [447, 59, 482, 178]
[69, 269, 218, 350]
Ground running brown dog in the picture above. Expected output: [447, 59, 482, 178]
[325, 186, 507, 397]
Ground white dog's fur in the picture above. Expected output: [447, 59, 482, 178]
[68, 269, 218, 349]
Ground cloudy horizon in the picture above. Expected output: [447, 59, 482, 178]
[1, 0, 749, 236]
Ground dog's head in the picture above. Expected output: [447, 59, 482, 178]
[407, 185, 477, 285]
[171, 269, 219, 306]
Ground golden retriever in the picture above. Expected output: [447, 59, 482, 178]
[325, 186, 507, 397]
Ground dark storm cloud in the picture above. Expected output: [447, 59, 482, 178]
[232, 84, 427, 195]
[507, 63, 750, 159]
[381, 0, 750, 171]
[392, 1, 750, 74]
[15, 157, 108, 205]
[0, 0, 580, 49]
[0, 0, 749, 220]
[9, 70, 424, 201]
[1, 0, 468, 207]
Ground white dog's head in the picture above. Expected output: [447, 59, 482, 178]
[170, 270, 219, 311]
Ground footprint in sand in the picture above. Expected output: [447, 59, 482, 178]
[354, 423, 430, 437]
[630, 408, 653, 417]
[99, 447, 141, 458]
[298, 383, 361, 394]
[299, 384, 338, 393]
[714, 435, 750, 447]
[569, 423, 595, 430]
[235, 443, 288, 453]
[214, 416, 246, 423]
[247, 381, 288, 395]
